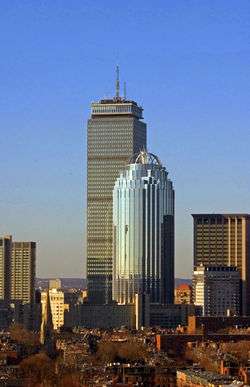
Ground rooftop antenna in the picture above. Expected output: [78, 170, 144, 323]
[116, 65, 120, 98]
[123, 81, 127, 99]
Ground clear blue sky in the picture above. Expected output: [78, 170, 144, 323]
[1, 1, 250, 278]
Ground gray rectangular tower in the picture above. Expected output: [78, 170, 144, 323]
[87, 95, 147, 303]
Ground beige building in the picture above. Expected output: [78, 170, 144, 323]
[0, 235, 12, 302]
[193, 214, 250, 315]
[41, 288, 67, 330]
[11, 241, 36, 304]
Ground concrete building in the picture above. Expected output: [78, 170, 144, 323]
[87, 68, 147, 304]
[193, 265, 240, 316]
[113, 150, 175, 304]
[192, 214, 250, 315]
[41, 288, 67, 330]
[175, 283, 192, 304]
[150, 304, 200, 328]
[11, 241, 36, 305]
[64, 301, 199, 330]
[65, 303, 136, 329]
[0, 235, 12, 302]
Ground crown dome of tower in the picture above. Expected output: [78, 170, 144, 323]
[130, 150, 162, 166]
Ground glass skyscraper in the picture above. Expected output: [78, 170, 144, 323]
[87, 90, 147, 303]
[112, 151, 175, 304]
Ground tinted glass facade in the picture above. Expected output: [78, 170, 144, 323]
[87, 99, 147, 304]
[113, 151, 175, 304]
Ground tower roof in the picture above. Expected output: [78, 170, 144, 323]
[130, 150, 162, 166]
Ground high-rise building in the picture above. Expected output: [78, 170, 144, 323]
[192, 214, 250, 315]
[41, 288, 67, 330]
[87, 69, 147, 303]
[0, 235, 12, 302]
[193, 265, 240, 316]
[11, 241, 36, 305]
[113, 150, 175, 304]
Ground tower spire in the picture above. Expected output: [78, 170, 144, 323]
[116, 65, 120, 98]
[124, 81, 127, 100]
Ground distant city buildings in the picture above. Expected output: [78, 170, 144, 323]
[112, 150, 175, 304]
[193, 265, 240, 316]
[192, 214, 250, 315]
[87, 68, 147, 304]
[175, 283, 192, 304]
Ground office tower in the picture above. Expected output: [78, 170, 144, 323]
[41, 288, 66, 330]
[113, 150, 175, 304]
[192, 214, 250, 315]
[175, 283, 192, 304]
[0, 235, 12, 302]
[87, 69, 147, 303]
[193, 265, 240, 316]
[11, 241, 36, 305]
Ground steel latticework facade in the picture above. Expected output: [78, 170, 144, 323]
[112, 151, 175, 304]
[87, 98, 146, 304]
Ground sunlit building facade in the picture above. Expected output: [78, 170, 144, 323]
[87, 90, 147, 304]
[41, 288, 67, 330]
[113, 151, 175, 304]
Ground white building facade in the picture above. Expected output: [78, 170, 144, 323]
[112, 151, 174, 305]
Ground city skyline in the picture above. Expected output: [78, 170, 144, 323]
[1, 2, 250, 278]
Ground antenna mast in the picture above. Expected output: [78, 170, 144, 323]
[116, 65, 120, 98]
[124, 81, 127, 99]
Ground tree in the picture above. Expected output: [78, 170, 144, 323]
[19, 352, 56, 386]
[9, 323, 39, 347]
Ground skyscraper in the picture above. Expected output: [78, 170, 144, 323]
[192, 214, 250, 315]
[11, 241, 36, 305]
[0, 235, 12, 302]
[113, 150, 175, 304]
[87, 69, 147, 303]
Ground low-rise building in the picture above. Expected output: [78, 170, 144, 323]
[175, 283, 192, 304]
[193, 265, 240, 316]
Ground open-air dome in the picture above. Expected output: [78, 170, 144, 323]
[130, 150, 162, 166]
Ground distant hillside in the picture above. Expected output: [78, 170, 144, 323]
[36, 277, 191, 290]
